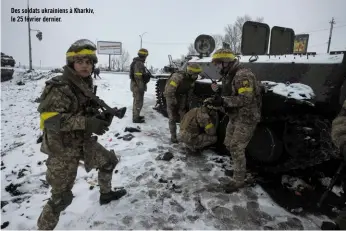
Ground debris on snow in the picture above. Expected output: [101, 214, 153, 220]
[122, 133, 135, 141]
[156, 151, 174, 161]
[124, 126, 141, 133]
[281, 175, 313, 193]
[319, 177, 344, 197]
[1, 221, 10, 229]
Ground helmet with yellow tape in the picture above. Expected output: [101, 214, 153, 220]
[211, 48, 236, 63]
[66, 39, 98, 64]
[138, 48, 149, 58]
[186, 63, 202, 75]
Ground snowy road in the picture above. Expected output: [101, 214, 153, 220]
[1, 70, 328, 229]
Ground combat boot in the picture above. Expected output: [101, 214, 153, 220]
[99, 188, 127, 205]
[184, 145, 201, 155]
[170, 134, 178, 143]
[133, 117, 145, 123]
[223, 180, 245, 193]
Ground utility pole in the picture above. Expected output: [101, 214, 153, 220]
[327, 17, 335, 53]
[27, 0, 33, 71]
[139, 32, 147, 49]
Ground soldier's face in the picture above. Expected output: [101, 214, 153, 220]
[74, 58, 93, 77]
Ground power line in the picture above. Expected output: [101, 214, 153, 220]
[143, 41, 190, 45]
[299, 24, 346, 34]
[309, 42, 328, 48]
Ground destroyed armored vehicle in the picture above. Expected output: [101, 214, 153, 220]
[1, 52, 15, 82]
[154, 21, 346, 173]
[1, 52, 16, 67]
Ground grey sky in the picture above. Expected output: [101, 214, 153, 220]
[1, 0, 346, 69]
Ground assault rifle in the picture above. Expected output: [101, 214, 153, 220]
[202, 72, 222, 99]
[67, 74, 127, 124]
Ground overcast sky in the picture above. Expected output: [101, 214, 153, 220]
[1, 0, 346, 69]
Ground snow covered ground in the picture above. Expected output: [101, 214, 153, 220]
[1, 69, 331, 230]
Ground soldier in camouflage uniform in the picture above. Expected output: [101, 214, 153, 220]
[129, 48, 151, 123]
[326, 99, 346, 230]
[204, 48, 262, 192]
[36, 39, 127, 230]
[179, 99, 220, 154]
[163, 63, 202, 143]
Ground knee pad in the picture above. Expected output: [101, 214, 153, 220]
[48, 190, 73, 213]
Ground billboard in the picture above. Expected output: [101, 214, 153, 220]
[97, 41, 122, 55]
[293, 34, 309, 53]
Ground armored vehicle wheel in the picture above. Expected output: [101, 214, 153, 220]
[246, 124, 283, 163]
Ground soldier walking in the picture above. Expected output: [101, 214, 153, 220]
[93, 67, 101, 79]
[129, 48, 151, 123]
[36, 39, 127, 230]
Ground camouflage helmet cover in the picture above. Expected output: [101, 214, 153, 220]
[138, 48, 148, 57]
[186, 63, 202, 74]
[202, 98, 223, 111]
[212, 48, 236, 63]
[66, 39, 98, 64]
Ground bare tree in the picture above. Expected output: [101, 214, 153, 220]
[212, 34, 224, 49]
[187, 43, 198, 56]
[172, 55, 186, 68]
[114, 49, 130, 72]
[224, 15, 264, 54]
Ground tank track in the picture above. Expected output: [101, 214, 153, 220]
[153, 79, 168, 117]
[154, 79, 339, 173]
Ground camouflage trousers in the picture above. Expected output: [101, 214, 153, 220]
[166, 95, 187, 138]
[224, 117, 257, 183]
[179, 131, 217, 152]
[37, 141, 118, 230]
[132, 89, 145, 119]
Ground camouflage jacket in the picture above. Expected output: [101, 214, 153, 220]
[331, 100, 346, 152]
[180, 106, 218, 136]
[221, 66, 262, 123]
[130, 57, 149, 92]
[164, 71, 196, 101]
[37, 65, 97, 157]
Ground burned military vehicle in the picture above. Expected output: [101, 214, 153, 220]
[154, 21, 346, 173]
[1, 52, 15, 82]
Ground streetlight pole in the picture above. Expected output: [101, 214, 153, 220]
[27, 0, 33, 71]
[139, 32, 147, 48]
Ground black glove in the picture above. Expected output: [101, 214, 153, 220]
[207, 96, 223, 107]
[86, 115, 109, 135]
[98, 110, 114, 124]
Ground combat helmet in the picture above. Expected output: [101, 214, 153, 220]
[202, 97, 223, 111]
[186, 63, 202, 75]
[66, 39, 98, 64]
[138, 48, 149, 58]
[211, 48, 236, 63]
